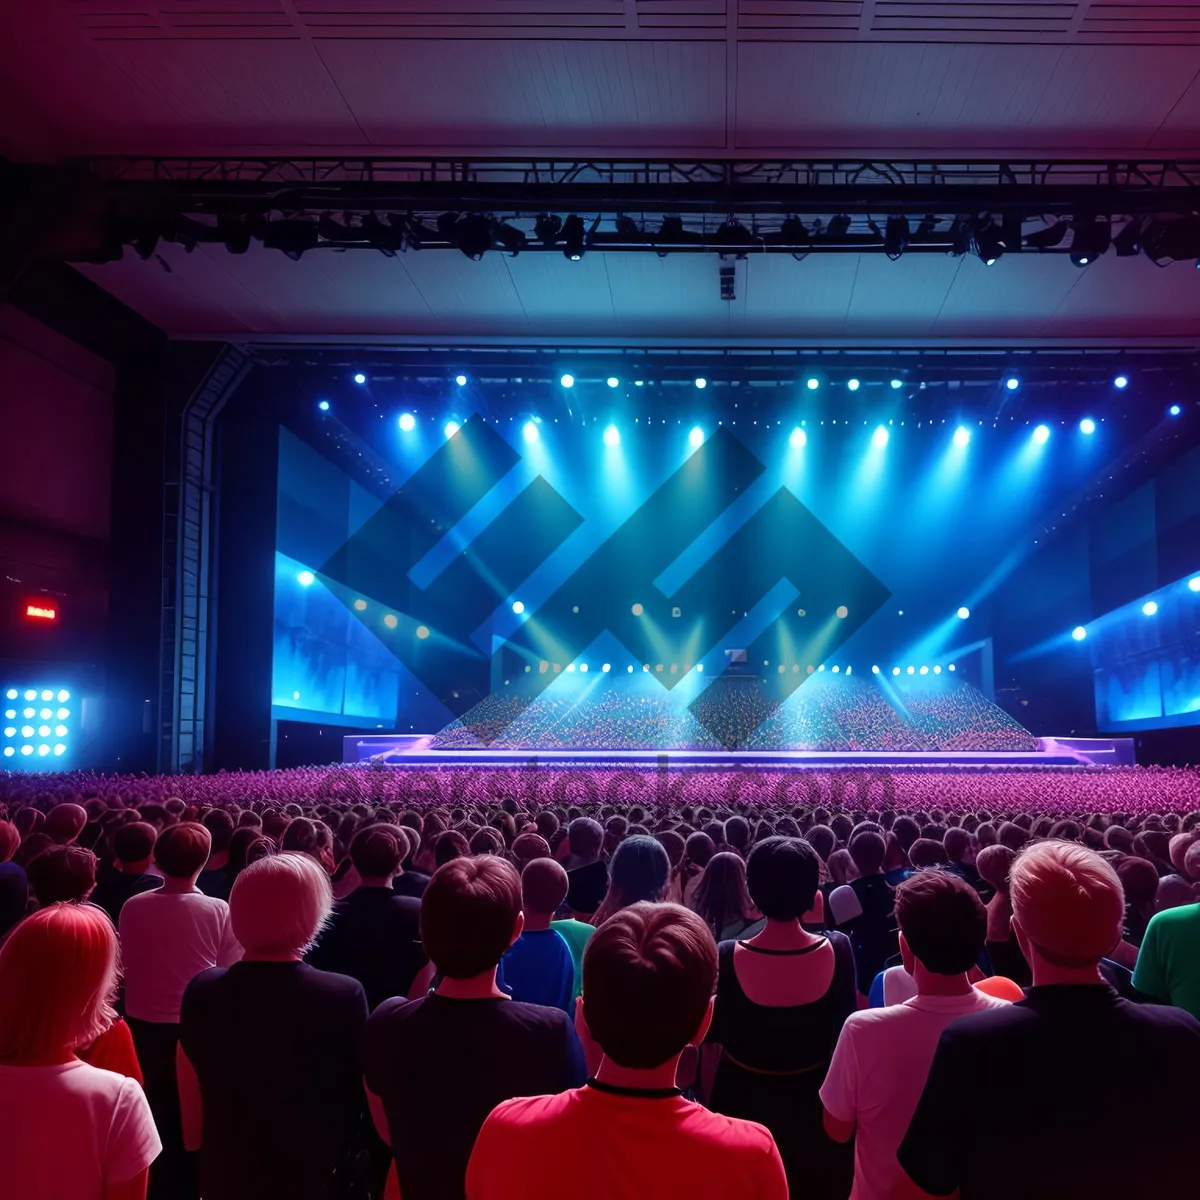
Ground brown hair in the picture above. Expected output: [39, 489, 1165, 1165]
[421, 856, 521, 978]
[154, 822, 212, 879]
[111, 822, 157, 865]
[349, 824, 403, 879]
[521, 858, 569, 916]
[27, 845, 98, 905]
[895, 869, 987, 974]
[582, 903, 716, 1069]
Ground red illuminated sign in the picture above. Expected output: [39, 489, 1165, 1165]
[25, 603, 57, 621]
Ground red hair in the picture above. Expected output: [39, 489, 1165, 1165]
[0, 903, 119, 1063]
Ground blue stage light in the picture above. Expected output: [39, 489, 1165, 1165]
[845, 666, 852, 676]
[1080, 417, 1096, 434]
[1168, 404, 1182, 416]
[399, 412, 416, 432]
[1142, 600, 1158, 616]
[604, 424, 620, 446]
[20, 745, 32, 756]
[627, 665, 634, 673]
[872, 426, 889, 448]
[2, 747, 11, 758]
[847, 378, 860, 391]
[1005, 377, 1019, 391]
[892, 667, 901, 676]
[606, 377, 619, 389]
[696, 663, 704, 673]
[560, 374, 574, 388]
[54, 744, 65, 756]
[523, 421, 540, 443]
[891, 379, 903, 389]
[1072, 625, 1087, 640]
[512, 601, 525, 615]
[1114, 375, 1128, 389]
[953, 426, 971, 447]
[790, 427, 806, 448]
[455, 374, 467, 386]
[957, 606, 970, 619]
[353, 373, 366, 385]
[948, 663, 956, 671]
[832, 665, 840, 673]
[58, 690, 70, 703]
[871, 665, 880, 674]
[297, 571, 315, 587]
[806, 377, 819, 390]
[444, 421, 460, 438]
[318, 400, 329, 411]
[933, 665, 942, 674]
[695, 377, 707, 389]
[2, 727, 12, 738]
[602, 663, 611, 672]
[1033, 424, 1051, 444]
[919, 665, 929, 675]
[1189, 577, 1200, 592]
[906, 666, 915, 675]
[4, 690, 15, 700]
[579, 663, 588, 673]
[689, 426, 705, 447]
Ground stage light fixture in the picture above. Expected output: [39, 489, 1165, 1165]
[41, 691, 52, 701]
[512, 601, 525, 615]
[38, 725, 49, 737]
[318, 400, 329, 412]
[632, 603, 644, 616]
[806, 377, 819, 390]
[1141, 215, 1200, 264]
[4, 690, 15, 700]
[57, 708, 68, 719]
[1005, 377, 1019, 391]
[24, 690, 35, 700]
[872, 426, 889, 448]
[832, 665, 841, 674]
[607, 377, 619, 388]
[523, 421, 539, 443]
[836, 605, 849, 618]
[416, 625, 430, 639]
[953, 426, 971, 447]
[627, 665, 634, 673]
[1033, 424, 1051, 444]
[22, 708, 32, 718]
[695, 378, 707, 389]
[534, 214, 562, 245]
[1024, 220, 1069, 250]
[579, 663, 588, 673]
[1142, 600, 1158, 616]
[818, 665, 825, 672]
[490, 219, 526, 255]
[825, 215, 851, 240]
[871, 665, 880, 674]
[1072, 625, 1088, 641]
[383, 614, 397, 630]
[892, 667, 901, 676]
[20, 745, 32, 756]
[353, 373, 366, 385]
[790, 427, 807, 449]
[560, 374, 574, 388]
[948, 663, 956, 671]
[297, 571, 315, 587]
[972, 220, 1005, 265]
[1080, 418, 1096, 434]
[906, 666, 915, 675]
[455, 375, 467, 387]
[1069, 219, 1111, 268]
[3, 727, 12, 738]
[890, 379, 903, 390]
[604, 424, 620, 446]
[1114, 375, 1128, 389]
[2, 748, 11, 758]
[1189, 576, 1200, 592]
[561, 215, 586, 261]
[919, 665, 929, 675]
[445, 421, 460, 438]
[696, 663, 704, 673]
[399, 412, 416, 432]
[1168, 404, 1182, 416]
[933, 665, 942, 674]
[21, 725, 33, 738]
[689, 427, 705, 447]
[884, 215, 910, 260]
[438, 212, 492, 260]
[847, 378, 860, 391]
[957, 606, 970, 619]
[53, 744, 65, 756]
[602, 663, 611, 673]
[353, 599, 367, 612]
[1112, 220, 1143, 257]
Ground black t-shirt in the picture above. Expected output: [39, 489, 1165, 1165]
[366, 992, 586, 1200]
[392, 870, 430, 898]
[899, 984, 1200, 1198]
[195, 865, 232, 902]
[842, 874, 898, 990]
[308, 886, 427, 1011]
[180, 961, 369, 1200]
[89, 870, 161, 927]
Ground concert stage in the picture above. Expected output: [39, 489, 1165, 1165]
[343, 734, 1134, 772]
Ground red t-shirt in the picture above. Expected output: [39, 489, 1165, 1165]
[466, 1082, 787, 1200]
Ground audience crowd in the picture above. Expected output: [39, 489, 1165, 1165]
[2, 768, 1200, 1198]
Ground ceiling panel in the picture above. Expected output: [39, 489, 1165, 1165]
[930, 255, 1086, 338]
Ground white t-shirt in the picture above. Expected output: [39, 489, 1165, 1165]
[819, 989, 1009, 1200]
[119, 889, 242, 1023]
[0, 1060, 161, 1199]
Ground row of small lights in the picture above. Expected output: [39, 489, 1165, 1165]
[874, 664, 957, 676]
[1070, 576, 1200, 640]
[505, 662, 957, 677]
[2, 689, 71, 759]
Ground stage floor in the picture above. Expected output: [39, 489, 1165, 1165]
[343, 734, 1134, 771]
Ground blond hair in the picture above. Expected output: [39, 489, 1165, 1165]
[230, 851, 332, 957]
[0, 903, 119, 1063]
[1010, 841, 1123, 968]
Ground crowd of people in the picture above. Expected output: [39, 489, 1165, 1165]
[431, 675, 1039, 752]
[3, 771, 1200, 1199]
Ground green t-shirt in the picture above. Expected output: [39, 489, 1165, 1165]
[1133, 902, 1200, 1019]
[550, 918, 594, 1001]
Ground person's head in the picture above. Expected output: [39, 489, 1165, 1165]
[895, 869, 987, 977]
[0, 903, 119, 1064]
[111, 822, 157, 872]
[943, 826, 972, 865]
[683, 831, 715, 871]
[1009, 842, 1123, 972]
[689, 852, 754, 936]
[594, 836, 670, 923]
[229, 852, 331, 959]
[0, 821, 19, 864]
[521, 858, 569, 918]
[1185, 841, 1200, 887]
[827, 848, 858, 886]
[723, 816, 750, 854]
[1169, 832, 1200, 877]
[1115, 856, 1159, 915]
[421, 856, 523, 979]
[975, 844, 1017, 894]
[0, 862, 28, 939]
[848, 830, 886, 876]
[1104, 825, 1135, 854]
[227, 827, 273, 877]
[154, 821, 212, 881]
[469, 826, 504, 856]
[746, 837, 820, 921]
[582, 903, 716, 1069]
[512, 832, 551, 868]
[997, 821, 1029, 852]
[26, 845, 98, 905]
[804, 825, 836, 862]
[568, 817, 604, 863]
[349, 824, 403, 882]
[44, 803, 88, 846]
[891, 816, 920, 852]
[656, 830, 685, 868]
[202, 809, 236, 855]
[434, 829, 470, 866]
[908, 838, 949, 870]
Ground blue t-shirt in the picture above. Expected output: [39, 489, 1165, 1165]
[501, 928, 575, 1013]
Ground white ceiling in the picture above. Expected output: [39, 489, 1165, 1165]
[7, 2, 1200, 341]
